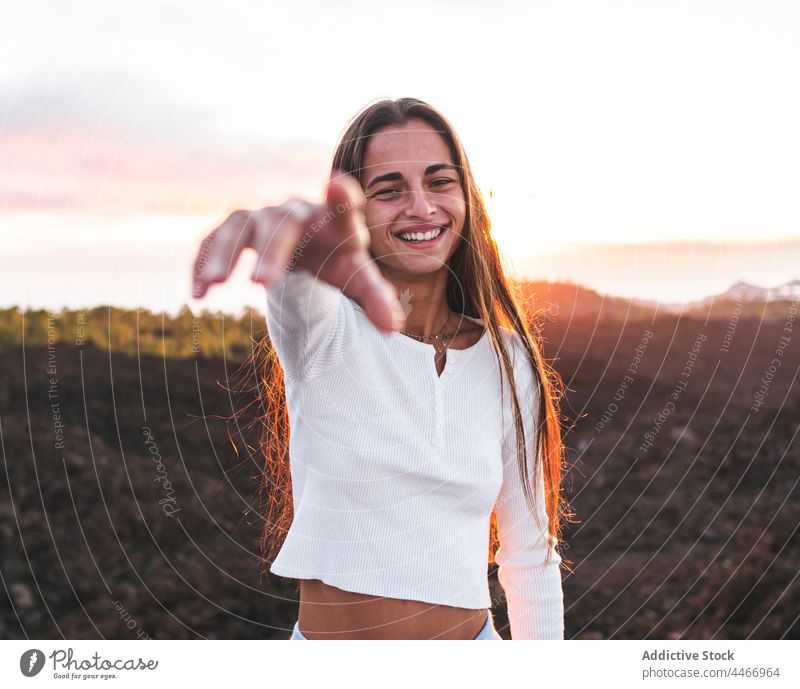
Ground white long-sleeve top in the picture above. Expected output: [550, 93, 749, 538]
[264, 266, 564, 639]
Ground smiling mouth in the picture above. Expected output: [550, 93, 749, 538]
[394, 223, 449, 245]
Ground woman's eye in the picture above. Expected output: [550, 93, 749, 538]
[431, 178, 455, 188]
[374, 187, 400, 197]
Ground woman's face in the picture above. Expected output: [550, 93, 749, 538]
[360, 118, 467, 280]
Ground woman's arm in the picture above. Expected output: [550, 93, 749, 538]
[265, 266, 359, 381]
[494, 339, 565, 640]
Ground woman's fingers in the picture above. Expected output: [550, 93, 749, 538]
[249, 202, 311, 285]
[191, 211, 253, 298]
[324, 171, 368, 247]
[324, 172, 406, 332]
[191, 231, 218, 299]
[192, 173, 406, 332]
[346, 258, 407, 333]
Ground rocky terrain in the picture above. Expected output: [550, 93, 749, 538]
[0, 295, 797, 640]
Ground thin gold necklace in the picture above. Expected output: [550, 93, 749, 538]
[400, 316, 457, 355]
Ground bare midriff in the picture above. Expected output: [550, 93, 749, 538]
[298, 579, 489, 640]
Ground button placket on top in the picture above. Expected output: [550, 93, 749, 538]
[434, 384, 444, 447]
[433, 353, 454, 447]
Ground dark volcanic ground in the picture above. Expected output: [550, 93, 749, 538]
[1, 309, 798, 640]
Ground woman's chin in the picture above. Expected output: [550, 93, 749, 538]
[382, 258, 450, 280]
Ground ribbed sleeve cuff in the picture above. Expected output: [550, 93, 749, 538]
[497, 556, 565, 639]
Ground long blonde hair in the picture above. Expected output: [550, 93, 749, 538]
[229, 97, 574, 585]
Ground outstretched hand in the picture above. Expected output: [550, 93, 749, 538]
[191, 171, 406, 332]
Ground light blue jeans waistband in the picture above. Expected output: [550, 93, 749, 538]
[290, 610, 501, 640]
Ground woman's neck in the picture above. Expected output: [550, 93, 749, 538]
[385, 269, 452, 337]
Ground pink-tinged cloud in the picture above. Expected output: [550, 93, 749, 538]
[0, 77, 331, 216]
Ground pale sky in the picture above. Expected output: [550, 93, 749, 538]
[2, 0, 799, 312]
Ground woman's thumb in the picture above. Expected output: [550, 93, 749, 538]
[326, 170, 366, 222]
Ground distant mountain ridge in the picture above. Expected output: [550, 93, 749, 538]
[514, 278, 800, 322]
[710, 279, 800, 303]
[675, 279, 800, 320]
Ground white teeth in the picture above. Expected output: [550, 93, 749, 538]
[398, 227, 443, 242]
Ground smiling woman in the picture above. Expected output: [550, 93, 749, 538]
[192, 97, 573, 640]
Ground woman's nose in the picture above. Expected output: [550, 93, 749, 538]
[404, 188, 436, 218]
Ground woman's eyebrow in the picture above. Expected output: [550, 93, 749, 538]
[365, 163, 457, 190]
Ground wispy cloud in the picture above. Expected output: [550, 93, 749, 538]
[0, 73, 330, 215]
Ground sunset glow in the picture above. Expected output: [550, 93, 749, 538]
[2, 0, 798, 313]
